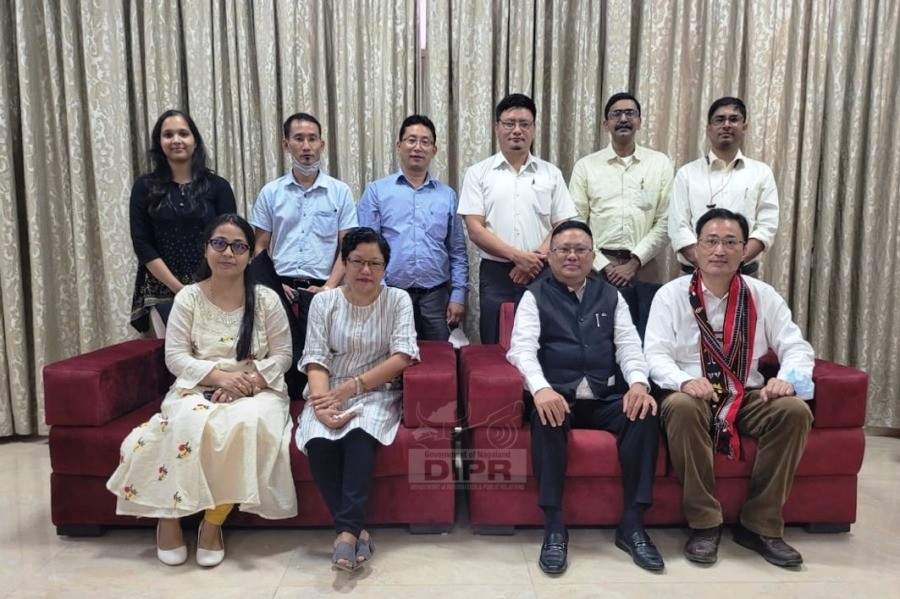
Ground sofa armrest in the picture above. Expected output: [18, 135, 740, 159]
[402, 340, 458, 428]
[44, 339, 171, 427]
[809, 358, 868, 428]
[460, 345, 527, 429]
[758, 352, 868, 428]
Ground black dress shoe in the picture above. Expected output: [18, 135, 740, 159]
[615, 527, 665, 571]
[732, 524, 803, 567]
[539, 530, 568, 574]
[684, 525, 722, 564]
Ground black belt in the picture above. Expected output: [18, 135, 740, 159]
[679, 262, 759, 276]
[404, 281, 449, 295]
[600, 248, 633, 261]
[279, 276, 327, 289]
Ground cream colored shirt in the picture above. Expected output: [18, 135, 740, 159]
[668, 150, 779, 266]
[457, 152, 577, 261]
[570, 144, 674, 271]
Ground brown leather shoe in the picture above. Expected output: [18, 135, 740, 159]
[684, 525, 722, 564]
[732, 524, 803, 567]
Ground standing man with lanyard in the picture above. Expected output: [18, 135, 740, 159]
[570, 92, 673, 286]
[357, 114, 468, 340]
[250, 112, 357, 379]
[668, 97, 779, 276]
[458, 93, 577, 344]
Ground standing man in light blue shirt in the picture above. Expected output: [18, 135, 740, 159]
[358, 114, 468, 340]
[250, 112, 357, 381]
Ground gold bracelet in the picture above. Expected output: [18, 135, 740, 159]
[354, 375, 363, 396]
[356, 374, 369, 394]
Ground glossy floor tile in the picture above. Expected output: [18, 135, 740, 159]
[1, 432, 898, 598]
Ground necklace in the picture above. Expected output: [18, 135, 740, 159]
[177, 181, 191, 207]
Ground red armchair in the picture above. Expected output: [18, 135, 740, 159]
[45, 339, 458, 536]
[459, 302, 868, 534]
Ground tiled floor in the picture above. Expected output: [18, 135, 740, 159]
[1, 433, 898, 598]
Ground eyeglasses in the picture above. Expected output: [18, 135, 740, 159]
[550, 246, 593, 257]
[208, 238, 250, 255]
[497, 119, 534, 131]
[710, 114, 745, 127]
[608, 109, 639, 120]
[401, 137, 434, 149]
[346, 258, 386, 272]
[697, 237, 746, 250]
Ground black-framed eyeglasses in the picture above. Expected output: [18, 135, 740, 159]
[497, 119, 534, 131]
[697, 237, 746, 250]
[346, 258, 386, 272]
[549, 246, 593, 257]
[208, 238, 250, 255]
[710, 114, 745, 127]
[401, 136, 434, 148]
[608, 109, 639, 120]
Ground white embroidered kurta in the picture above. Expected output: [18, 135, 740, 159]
[106, 284, 298, 519]
[294, 287, 419, 451]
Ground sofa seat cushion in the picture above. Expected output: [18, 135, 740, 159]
[49, 400, 162, 477]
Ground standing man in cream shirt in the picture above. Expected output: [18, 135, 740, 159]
[570, 93, 674, 286]
[668, 97, 779, 276]
[457, 93, 577, 344]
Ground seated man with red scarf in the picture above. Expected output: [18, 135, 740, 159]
[644, 207, 815, 568]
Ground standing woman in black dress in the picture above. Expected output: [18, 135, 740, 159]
[129, 110, 237, 336]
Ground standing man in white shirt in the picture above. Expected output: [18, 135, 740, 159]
[570, 93, 673, 286]
[644, 208, 815, 568]
[668, 97, 779, 276]
[507, 221, 663, 574]
[458, 93, 577, 344]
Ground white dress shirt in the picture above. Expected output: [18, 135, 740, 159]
[643, 275, 815, 399]
[668, 150, 779, 266]
[507, 281, 650, 397]
[570, 144, 674, 271]
[457, 152, 578, 260]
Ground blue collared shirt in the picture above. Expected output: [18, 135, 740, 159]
[250, 170, 358, 280]
[358, 170, 468, 305]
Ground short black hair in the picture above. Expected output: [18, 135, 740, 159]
[495, 93, 536, 121]
[340, 227, 392, 267]
[707, 97, 747, 124]
[604, 92, 642, 120]
[695, 208, 750, 242]
[283, 112, 322, 139]
[399, 114, 437, 143]
[551, 220, 593, 244]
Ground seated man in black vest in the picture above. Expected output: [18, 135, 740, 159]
[507, 220, 663, 574]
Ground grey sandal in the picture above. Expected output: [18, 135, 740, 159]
[355, 535, 375, 566]
[331, 541, 356, 572]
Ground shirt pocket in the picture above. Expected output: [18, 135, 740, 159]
[532, 184, 552, 216]
[311, 209, 339, 238]
[426, 206, 450, 239]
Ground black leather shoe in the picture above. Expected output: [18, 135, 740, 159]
[615, 527, 665, 571]
[684, 525, 722, 564]
[732, 524, 803, 567]
[539, 530, 568, 574]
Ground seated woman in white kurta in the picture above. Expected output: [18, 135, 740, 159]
[107, 214, 297, 568]
[294, 227, 419, 572]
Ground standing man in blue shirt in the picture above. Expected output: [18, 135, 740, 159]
[250, 112, 358, 384]
[357, 115, 468, 340]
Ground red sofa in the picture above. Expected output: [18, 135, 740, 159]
[460, 302, 868, 534]
[45, 339, 457, 536]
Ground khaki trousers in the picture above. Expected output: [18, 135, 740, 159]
[661, 390, 813, 537]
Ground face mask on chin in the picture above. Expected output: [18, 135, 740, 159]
[290, 155, 320, 177]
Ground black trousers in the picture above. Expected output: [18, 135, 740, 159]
[530, 398, 659, 513]
[407, 285, 451, 341]
[478, 260, 535, 344]
[306, 429, 379, 536]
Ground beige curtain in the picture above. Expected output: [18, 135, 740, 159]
[0, 0, 897, 434]
[426, 0, 900, 427]
[0, 0, 414, 436]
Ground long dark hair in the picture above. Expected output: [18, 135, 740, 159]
[196, 214, 257, 361]
[146, 109, 213, 215]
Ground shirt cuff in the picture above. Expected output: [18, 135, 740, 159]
[450, 288, 468, 305]
[525, 373, 552, 397]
